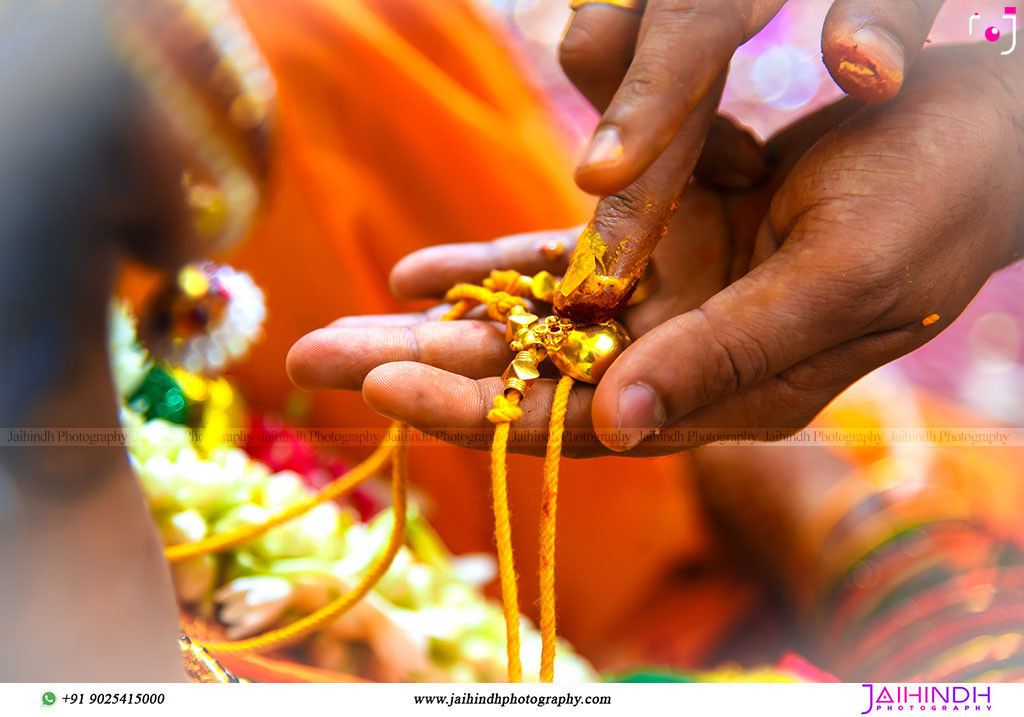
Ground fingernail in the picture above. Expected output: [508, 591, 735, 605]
[578, 126, 624, 172]
[851, 27, 906, 78]
[614, 383, 665, 452]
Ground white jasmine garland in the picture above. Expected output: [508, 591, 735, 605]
[109, 298, 596, 681]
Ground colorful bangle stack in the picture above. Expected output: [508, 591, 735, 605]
[788, 456, 968, 612]
[822, 538, 1024, 681]
[795, 455, 1024, 681]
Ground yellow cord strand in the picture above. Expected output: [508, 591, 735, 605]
[173, 276, 569, 684]
[165, 423, 401, 563]
[487, 392, 524, 683]
[441, 299, 474, 322]
[445, 280, 536, 683]
[193, 425, 409, 654]
[539, 375, 573, 682]
[443, 284, 527, 322]
[448, 281, 568, 683]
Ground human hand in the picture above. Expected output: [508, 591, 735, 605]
[556, 0, 947, 323]
[288, 45, 1024, 457]
[565, 0, 946, 193]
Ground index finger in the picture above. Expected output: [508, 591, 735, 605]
[575, 0, 785, 195]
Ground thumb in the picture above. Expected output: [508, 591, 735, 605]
[822, 0, 945, 103]
[590, 237, 871, 452]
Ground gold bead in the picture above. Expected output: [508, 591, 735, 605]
[502, 351, 541, 396]
[535, 316, 567, 351]
[505, 307, 539, 342]
[515, 274, 534, 296]
[548, 321, 630, 384]
[515, 328, 545, 351]
[503, 377, 528, 397]
[530, 271, 558, 303]
[513, 351, 542, 377]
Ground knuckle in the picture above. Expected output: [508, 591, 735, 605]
[694, 307, 772, 399]
[772, 365, 825, 400]
[603, 3, 745, 117]
[650, 1, 746, 42]
[593, 191, 650, 230]
[608, 68, 664, 113]
[688, 307, 745, 401]
[559, 24, 607, 81]
[845, 270, 902, 326]
[402, 326, 423, 363]
[475, 380, 496, 429]
[704, 336, 742, 400]
[719, 329, 771, 387]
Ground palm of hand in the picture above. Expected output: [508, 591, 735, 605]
[288, 46, 1023, 457]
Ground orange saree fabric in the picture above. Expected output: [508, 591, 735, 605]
[214, 0, 719, 659]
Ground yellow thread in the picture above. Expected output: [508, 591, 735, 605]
[488, 394, 524, 423]
[446, 282, 569, 682]
[486, 291, 527, 322]
[193, 427, 408, 654]
[483, 269, 522, 292]
[445, 283, 494, 306]
[488, 392, 523, 682]
[173, 273, 572, 684]
[444, 284, 527, 323]
[539, 375, 573, 682]
[164, 424, 400, 563]
[441, 300, 473, 321]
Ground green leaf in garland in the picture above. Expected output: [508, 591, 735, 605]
[129, 365, 190, 424]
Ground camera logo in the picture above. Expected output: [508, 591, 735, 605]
[971, 6, 1017, 54]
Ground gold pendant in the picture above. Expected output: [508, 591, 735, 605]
[446, 269, 637, 400]
[500, 306, 630, 396]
